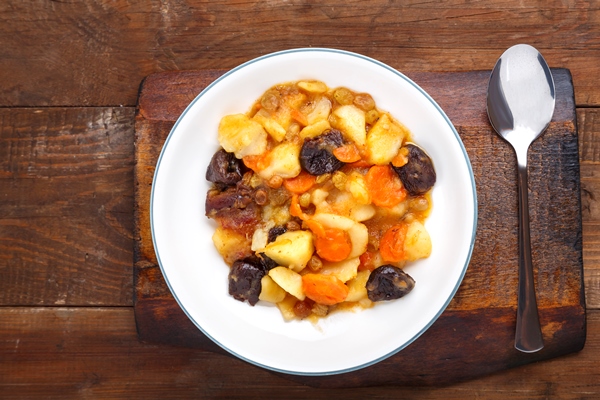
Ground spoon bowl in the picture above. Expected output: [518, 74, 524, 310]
[487, 44, 555, 353]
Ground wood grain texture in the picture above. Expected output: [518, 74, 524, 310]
[2, 0, 600, 396]
[1, 1, 599, 106]
[0, 108, 134, 306]
[133, 69, 584, 387]
[0, 307, 598, 398]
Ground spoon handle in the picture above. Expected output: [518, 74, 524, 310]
[515, 158, 544, 353]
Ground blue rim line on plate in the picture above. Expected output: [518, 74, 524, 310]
[150, 47, 478, 376]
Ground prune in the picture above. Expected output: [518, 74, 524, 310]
[366, 265, 415, 302]
[206, 149, 246, 186]
[392, 144, 436, 195]
[299, 130, 345, 175]
[228, 256, 267, 306]
[267, 226, 287, 243]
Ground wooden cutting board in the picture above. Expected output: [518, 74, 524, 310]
[133, 69, 585, 388]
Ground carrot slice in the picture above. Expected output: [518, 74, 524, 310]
[302, 273, 349, 305]
[333, 144, 362, 163]
[289, 194, 308, 220]
[291, 109, 308, 126]
[314, 228, 352, 262]
[283, 170, 316, 194]
[379, 223, 408, 262]
[365, 165, 407, 207]
[358, 250, 377, 271]
[242, 152, 271, 172]
[304, 219, 326, 238]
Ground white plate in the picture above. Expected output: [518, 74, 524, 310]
[151, 48, 477, 376]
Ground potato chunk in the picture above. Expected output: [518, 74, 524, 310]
[297, 80, 328, 94]
[259, 275, 287, 303]
[404, 220, 432, 261]
[366, 113, 408, 165]
[253, 109, 287, 142]
[332, 105, 366, 148]
[268, 267, 306, 300]
[320, 257, 360, 283]
[263, 230, 314, 272]
[211, 227, 251, 266]
[258, 141, 302, 180]
[218, 114, 268, 158]
[345, 270, 371, 302]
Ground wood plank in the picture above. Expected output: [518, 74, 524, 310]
[0, 108, 135, 306]
[0, 307, 599, 398]
[133, 69, 584, 386]
[1, 1, 599, 106]
[578, 108, 600, 309]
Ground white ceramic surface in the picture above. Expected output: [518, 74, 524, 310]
[151, 48, 477, 375]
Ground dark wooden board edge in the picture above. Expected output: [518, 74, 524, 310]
[133, 262, 585, 387]
[132, 69, 586, 388]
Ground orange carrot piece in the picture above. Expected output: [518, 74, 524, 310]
[242, 152, 271, 172]
[283, 170, 316, 194]
[358, 250, 377, 271]
[314, 228, 352, 262]
[289, 194, 308, 220]
[379, 224, 408, 263]
[304, 219, 326, 238]
[333, 144, 362, 163]
[291, 109, 308, 126]
[365, 165, 407, 207]
[347, 159, 372, 168]
[302, 274, 349, 305]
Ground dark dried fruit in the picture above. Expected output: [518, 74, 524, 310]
[300, 130, 345, 175]
[267, 226, 287, 243]
[257, 253, 278, 271]
[206, 149, 247, 186]
[392, 144, 436, 195]
[366, 265, 415, 302]
[228, 256, 267, 306]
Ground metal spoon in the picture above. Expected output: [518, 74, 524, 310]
[487, 44, 555, 353]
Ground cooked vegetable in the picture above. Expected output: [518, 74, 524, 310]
[268, 266, 306, 300]
[366, 113, 407, 165]
[379, 223, 408, 263]
[365, 164, 407, 208]
[283, 170, 317, 194]
[366, 265, 415, 301]
[259, 275, 287, 303]
[302, 273, 349, 305]
[263, 230, 314, 272]
[393, 144, 436, 195]
[404, 220, 432, 261]
[218, 114, 268, 158]
[314, 227, 353, 262]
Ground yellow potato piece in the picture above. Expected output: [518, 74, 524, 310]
[258, 141, 302, 180]
[218, 114, 268, 158]
[263, 230, 314, 272]
[259, 275, 287, 303]
[404, 220, 432, 261]
[297, 80, 328, 94]
[345, 270, 371, 302]
[366, 113, 408, 165]
[332, 104, 366, 149]
[268, 266, 306, 300]
[320, 258, 360, 283]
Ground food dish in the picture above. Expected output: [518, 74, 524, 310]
[151, 48, 477, 375]
[205, 79, 436, 320]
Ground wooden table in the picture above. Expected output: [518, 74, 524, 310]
[1, 1, 599, 398]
